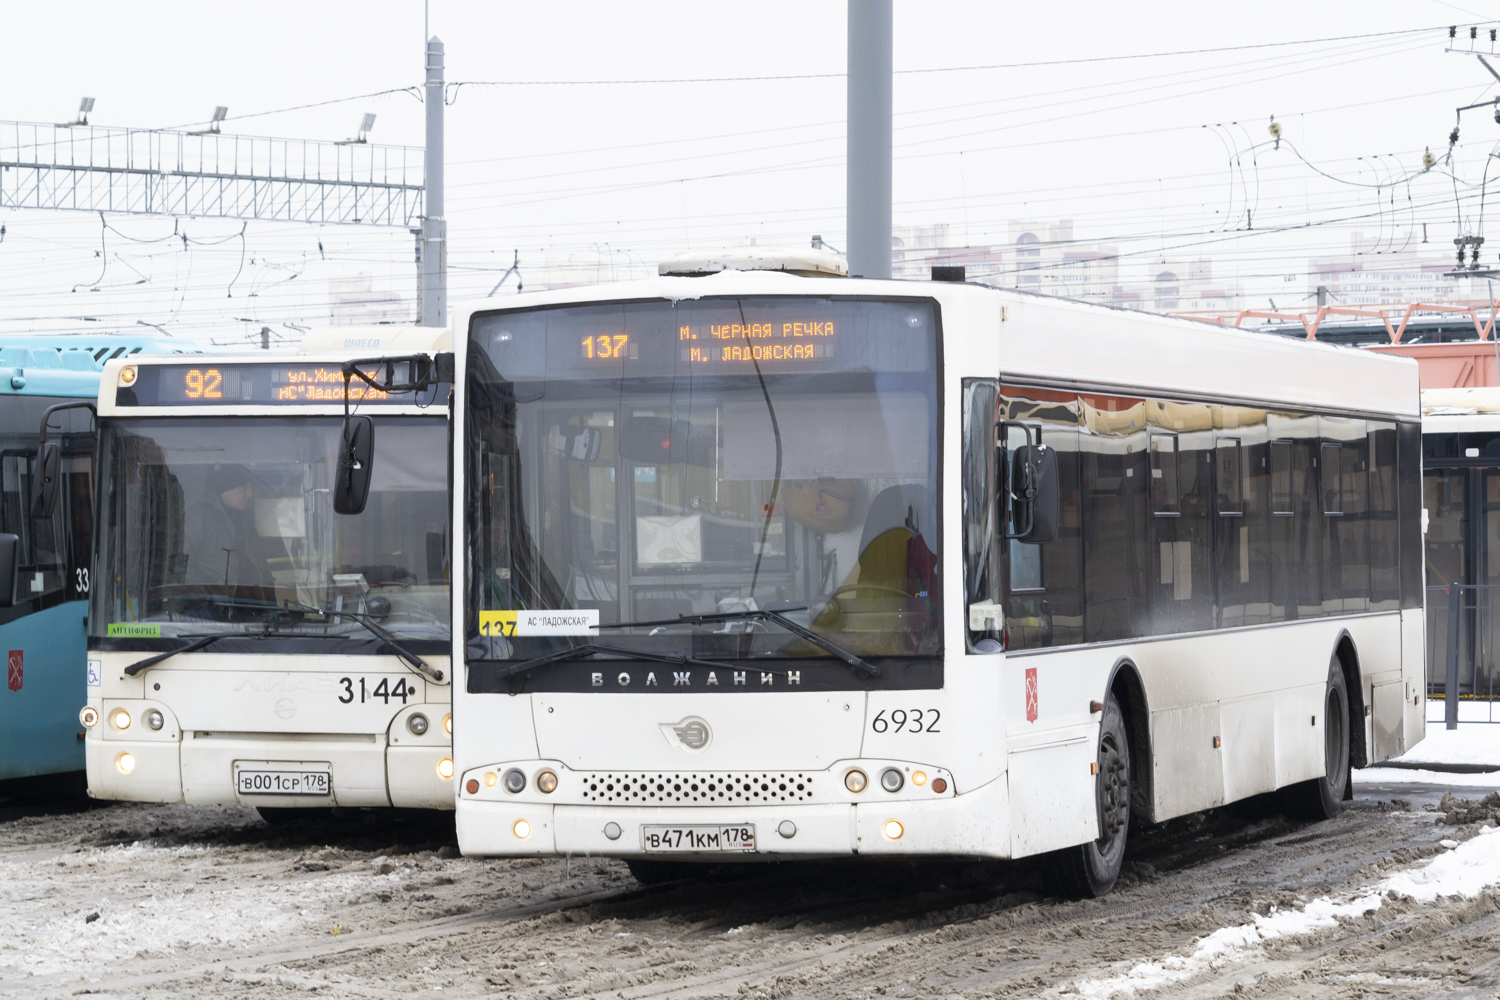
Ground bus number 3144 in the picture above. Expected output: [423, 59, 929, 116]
[338, 677, 415, 705]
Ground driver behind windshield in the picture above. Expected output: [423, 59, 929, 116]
[182, 464, 289, 600]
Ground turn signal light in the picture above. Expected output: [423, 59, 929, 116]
[119, 366, 137, 385]
[844, 769, 868, 793]
[114, 752, 135, 775]
[79, 706, 99, 728]
[512, 818, 532, 839]
[436, 757, 454, 780]
[465, 779, 479, 795]
[883, 819, 904, 840]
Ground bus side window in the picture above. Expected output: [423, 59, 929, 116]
[1270, 440, 1294, 515]
[1215, 438, 1242, 515]
[1320, 442, 1343, 515]
[1150, 432, 1179, 515]
[960, 379, 1000, 647]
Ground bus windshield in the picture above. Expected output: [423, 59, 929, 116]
[92, 415, 449, 643]
[465, 296, 941, 664]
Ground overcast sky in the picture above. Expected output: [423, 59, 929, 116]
[0, 1, 1495, 342]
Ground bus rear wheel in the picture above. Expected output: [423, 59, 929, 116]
[1279, 655, 1350, 821]
[1047, 693, 1131, 899]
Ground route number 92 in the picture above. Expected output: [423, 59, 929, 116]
[339, 677, 414, 705]
[872, 709, 940, 733]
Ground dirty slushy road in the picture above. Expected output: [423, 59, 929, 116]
[1, 781, 1497, 999]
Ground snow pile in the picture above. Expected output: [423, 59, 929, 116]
[1072, 824, 1500, 998]
[1400, 710, 1500, 767]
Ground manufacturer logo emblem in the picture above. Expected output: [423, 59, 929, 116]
[274, 698, 296, 720]
[659, 716, 712, 752]
[1024, 667, 1038, 723]
[6, 650, 21, 692]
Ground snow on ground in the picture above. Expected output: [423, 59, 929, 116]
[1069, 823, 1500, 998]
[1354, 699, 1500, 785]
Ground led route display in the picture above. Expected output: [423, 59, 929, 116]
[116, 362, 443, 407]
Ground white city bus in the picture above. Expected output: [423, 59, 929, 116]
[82, 328, 455, 818]
[448, 254, 1425, 894]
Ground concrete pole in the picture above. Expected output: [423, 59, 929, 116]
[847, 0, 892, 279]
[421, 36, 447, 328]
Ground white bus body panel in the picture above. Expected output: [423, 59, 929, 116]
[449, 274, 1424, 861]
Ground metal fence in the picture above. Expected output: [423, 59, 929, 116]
[1426, 583, 1500, 728]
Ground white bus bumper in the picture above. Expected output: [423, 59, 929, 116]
[455, 760, 1009, 858]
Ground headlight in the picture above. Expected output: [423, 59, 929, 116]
[536, 769, 558, 793]
[109, 708, 131, 730]
[114, 752, 135, 774]
[844, 769, 867, 794]
[502, 768, 526, 794]
[407, 713, 429, 736]
[145, 709, 164, 731]
[436, 757, 454, 779]
[442, 713, 452, 736]
[483, 771, 498, 787]
[79, 706, 99, 728]
[880, 768, 904, 793]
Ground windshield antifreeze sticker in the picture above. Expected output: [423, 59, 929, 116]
[108, 623, 161, 638]
[479, 610, 599, 637]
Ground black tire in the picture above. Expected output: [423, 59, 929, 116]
[1047, 692, 1131, 899]
[624, 859, 699, 885]
[1278, 654, 1351, 821]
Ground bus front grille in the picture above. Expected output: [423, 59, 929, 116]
[577, 772, 816, 804]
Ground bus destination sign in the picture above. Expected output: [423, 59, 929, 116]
[116, 362, 443, 407]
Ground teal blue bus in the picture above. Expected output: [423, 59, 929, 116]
[0, 336, 193, 783]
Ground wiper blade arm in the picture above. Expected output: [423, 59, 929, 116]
[597, 607, 879, 678]
[493, 643, 735, 683]
[284, 601, 444, 683]
[124, 633, 223, 676]
[121, 629, 351, 676]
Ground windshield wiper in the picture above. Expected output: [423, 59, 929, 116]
[122, 630, 348, 676]
[492, 643, 735, 683]
[283, 601, 445, 683]
[597, 606, 879, 678]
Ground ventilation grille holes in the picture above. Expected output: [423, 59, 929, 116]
[578, 772, 815, 804]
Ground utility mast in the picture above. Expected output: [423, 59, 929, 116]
[420, 36, 447, 328]
[846, 0, 892, 279]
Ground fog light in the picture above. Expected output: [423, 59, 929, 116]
[407, 713, 429, 736]
[503, 768, 527, 793]
[883, 819, 904, 840]
[483, 771, 498, 787]
[115, 752, 135, 775]
[145, 709, 164, 731]
[79, 706, 99, 728]
[110, 708, 131, 730]
[603, 821, 622, 840]
[436, 757, 454, 780]
[880, 768, 904, 792]
[777, 820, 797, 839]
[536, 769, 558, 793]
[513, 818, 531, 839]
[119, 366, 137, 385]
[442, 713, 452, 736]
[911, 770, 927, 786]
[465, 779, 479, 794]
[844, 769, 868, 794]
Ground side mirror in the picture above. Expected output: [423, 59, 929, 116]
[29, 443, 60, 520]
[333, 416, 375, 515]
[1000, 421, 1059, 544]
[0, 533, 19, 608]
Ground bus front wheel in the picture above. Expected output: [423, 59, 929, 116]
[1279, 656, 1350, 821]
[1047, 692, 1131, 899]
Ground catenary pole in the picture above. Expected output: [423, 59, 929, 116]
[421, 36, 447, 328]
[846, 0, 892, 279]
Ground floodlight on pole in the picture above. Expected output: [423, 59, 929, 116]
[339, 113, 377, 145]
[62, 97, 96, 128]
[189, 107, 228, 136]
